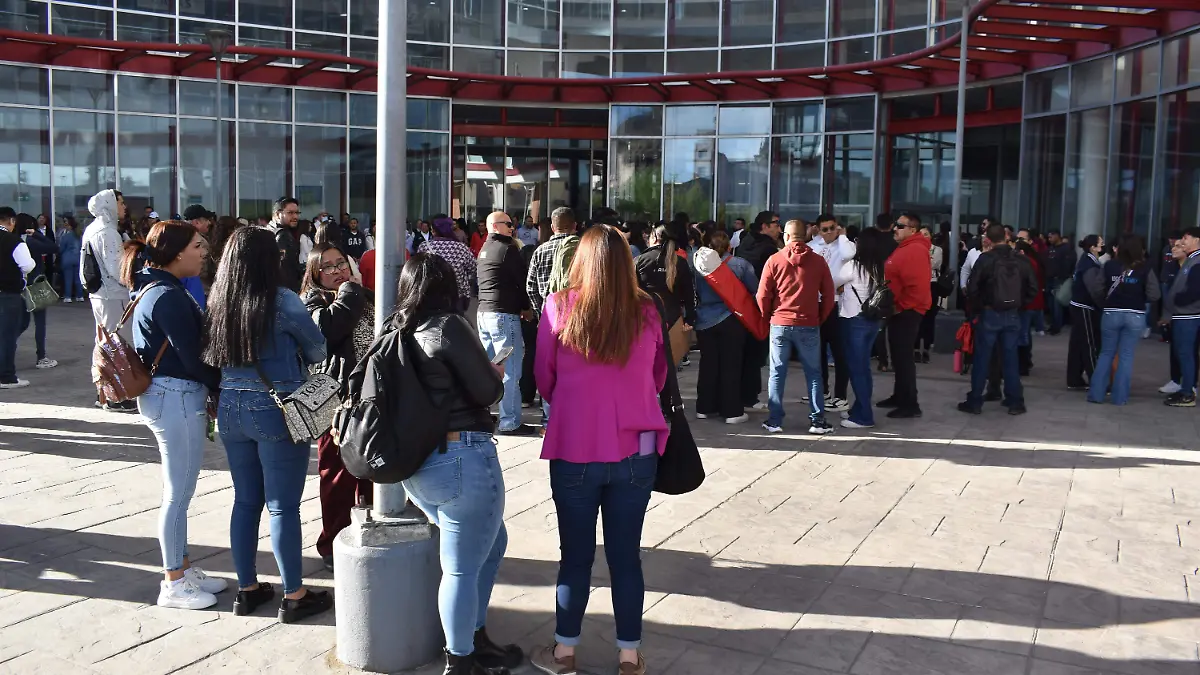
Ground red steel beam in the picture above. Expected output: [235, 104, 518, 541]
[1030, 0, 1197, 9]
[985, 4, 1163, 29]
[974, 19, 1119, 43]
[971, 35, 1076, 55]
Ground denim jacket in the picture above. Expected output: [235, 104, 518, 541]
[694, 254, 759, 331]
[219, 287, 328, 394]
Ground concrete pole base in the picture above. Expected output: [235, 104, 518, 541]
[334, 504, 443, 673]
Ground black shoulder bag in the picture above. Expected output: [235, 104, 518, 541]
[650, 295, 705, 495]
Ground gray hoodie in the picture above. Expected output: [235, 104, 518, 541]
[80, 189, 127, 301]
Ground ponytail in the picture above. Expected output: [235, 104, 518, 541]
[651, 224, 677, 291]
[119, 240, 147, 289]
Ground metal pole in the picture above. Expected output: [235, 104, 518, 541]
[215, 66, 223, 215]
[947, 0, 970, 304]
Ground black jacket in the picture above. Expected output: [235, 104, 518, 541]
[636, 245, 696, 327]
[130, 267, 221, 391]
[1047, 243, 1076, 282]
[965, 246, 1039, 311]
[270, 224, 303, 291]
[734, 231, 780, 279]
[303, 282, 373, 389]
[411, 313, 503, 433]
[476, 233, 530, 315]
[23, 231, 56, 278]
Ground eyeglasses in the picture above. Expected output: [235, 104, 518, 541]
[283, 209, 301, 216]
[320, 260, 350, 275]
[820, 226, 837, 234]
[770, 219, 780, 225]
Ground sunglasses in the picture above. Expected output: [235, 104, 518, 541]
[820, 226, 837, 233]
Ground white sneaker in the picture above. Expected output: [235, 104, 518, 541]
[60, 298, 71, 304]
[0, 379, 30, 389]
[1142, 327, 1152, 339]
[825, 397, 849, 412]
[841, 419, 875, 429]
[184, 567, 228, 594]
[840, 411, 850, 419]
[157, 578, 218, 610]
[696, 412, 716, 419]
[750, 402, 768, 411]
[808, 419, 835, 435]
[1035, 330, 1045, 337]
[801, 394, 810, 402]
[1160, 380, 1183, 395]
[725, 414, 749, 425]
[36, 358, 58, 369]
[762, 422, 782, 433]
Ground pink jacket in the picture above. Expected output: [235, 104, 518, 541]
[535, 291, 669, 463]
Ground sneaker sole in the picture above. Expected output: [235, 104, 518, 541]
[158, 596, 217, 610]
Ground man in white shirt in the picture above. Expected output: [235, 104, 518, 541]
[81, 189, 129, 335]
[0, 206, 36, 388]
[729, 217, 747, 250]
[808, 213, 857, 410]
[516, 216, 540, 248]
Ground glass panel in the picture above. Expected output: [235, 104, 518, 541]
[721, 47, 770, 72]
[239, 0, 290, 27]
[1163, 32, 1200, 89]
[879, 28, 925, 58]
[454, 47, 503, 75]
[239, 26, 291, 65]
[771, 135, 821, 217]
[179, 117, 234, 213]
[663, 138, 714, 220]
[350, 0, 377, 36]
[460, 138, 505, 224]
[826, 133, 873, 228]
[410, 0, 450, 42]
[611, 138, 662, 219]
[238, 122, 290, 219]
[408, 132, 450, 223]
[724, 0, 771, 46]
[117, 11, 174, 42]
[296, 0, 345, 32]
[1158, 88, 1200, 238]
[1019, 115, 1066, 236]
[408, 98, 450, 130]
[409, 43, 449, 69]
[773, 100, 821, 134]
[1107, 100, 1155, 239]
[774, 42, 824, 70]
[351, 37, 378, 61]
[562, 0, 610, 50]
[719, 105, 770, 135]
[454, 0, 503, 46]
[180, 19, 223, 45]
[118, 115, 175, 219]
[179, 79, 234, 117]
[829, 37, 874, 66]
[506, 143, 548, 223]
[613, 51, 663, 77]
[1071, 57, 1113, 108]
[238, 85, 292, 121]
[0, 107, 51, 218]
[0, 65, 48, 107]
[716, 137, 768, 228]
[294, 126, 346, 217]
[831, 0, 874, 37]
[611, 105, 663, 136]
[349, 93, 376, 126]
[665, 105, 716, 136]
[52, 111, 116, 220]
[294, 90, 346, 125]
[776, 0, 824, 43]
[348, 128, 375, 223]
[118, 76, 175, 115]
[614, 0, 666, 50]
[53, 70, 113, 110]
[883, 0, 927, 30]
[666, 50, 717, 75]
[1, 1, 48, 32]
[826, 96, 874, 132]
[507, 50, 560, 77]
[1063, 108, 1109, 240]
[547, 140, 592, 217]
[668, 0, 718, 49]
[563, 52, 610, 78]
[180, 0, 234, 21]
[1115, 44, 1160, 100]
[295, 32, 346, 57]
[509, 0, 560, 48]
[1026, 68, 1069, 114]
[51, 4, 112, 39]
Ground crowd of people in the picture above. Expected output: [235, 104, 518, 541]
[1, 190, 1199, 675]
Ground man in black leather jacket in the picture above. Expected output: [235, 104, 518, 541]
[268, 197, 303, 292]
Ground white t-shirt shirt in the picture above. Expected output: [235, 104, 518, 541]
[960, 247, 982, 289]
[836, 260, 874, 318]
[730, 229, 743, 250]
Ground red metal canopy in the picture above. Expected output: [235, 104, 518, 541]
[0, 0, 1196, 103]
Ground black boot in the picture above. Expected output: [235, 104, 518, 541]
[473, 627, 524, 669]
[443, 649, 508, 675]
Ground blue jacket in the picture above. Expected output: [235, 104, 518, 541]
[23, 231, 56, 279]
[220, 287, 327, 394]
[694, 254, 759, 331]
[181, 276, 207, 310]
[57, 230, 82, 267]
[130, 267, 221, 391]
[1070, 253, 1105, 310]
[1100, 260, 1160, 313]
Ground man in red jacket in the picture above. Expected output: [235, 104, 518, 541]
[879, 212, 932, 418]
[757, 219, 836, 435]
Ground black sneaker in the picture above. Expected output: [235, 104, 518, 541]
[808, 419, 834, 435]
[233, 582, 276, 616]
[1007, 405, 1027, 415]
[1165, 393, 1197, 408]
[921, 351, 931, 364]
[496, 424, 540, 437]
[983, 391, 1001, 402]
[957, 401, 982, 415]
[886, 407, 923, 419]
[279, 589, 333, 624]
[875, 397, 899, 409]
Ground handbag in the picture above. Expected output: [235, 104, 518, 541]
[92, 283, 169, 404]
[853, 277, 895, 322]
[651, 295, 705, 495]
[667, 317, 689, 369]
[22, 275, 59, 312]
[1054, 278, 1074, 306]
[254, 362, 341, 444]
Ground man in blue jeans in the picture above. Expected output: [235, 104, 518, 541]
[477, 211, 539, 435]
[756, 219, 836, 435]
[0, 206, 36, 389]
[1164, 228, 1200, 407]
[959, 224, 1039, 415]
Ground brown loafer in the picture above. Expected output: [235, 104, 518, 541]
[619, 653, 646, 675]
[530, 645, 578, 675]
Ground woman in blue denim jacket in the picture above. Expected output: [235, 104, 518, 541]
[202, 227, 332, 624]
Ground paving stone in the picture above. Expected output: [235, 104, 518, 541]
[850, 633, 1027, 675]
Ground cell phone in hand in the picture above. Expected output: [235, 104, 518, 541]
[491, 346, 514, 365]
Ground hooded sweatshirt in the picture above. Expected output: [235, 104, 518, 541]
[756, 242, 834, 328]
[885, 233, 933, 313]
[81, 189, 128, 301]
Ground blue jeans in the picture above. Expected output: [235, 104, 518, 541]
[61, 263, 81, 300]
[140, 376, 209, 571]
[767, 325, 824, 427]
[1019, 310, 1038, 347]
[477, 311, 524, 431]
[550, 453, 657, 650]
[1174, 318, 1200, 395]
[0, 293, 29, 383]
[1048, 280, 1065, 332]
[218, 389, 311, 594]
[1089, 311, 1145, 405]
[840, 316, 879, 426]
[403, 432, 507, 656]
[968, 310, 1023, 408]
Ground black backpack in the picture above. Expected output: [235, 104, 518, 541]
[82, 241, 103, 294]
[332, 321, 449, 484]
[989, 255, 1024, 311]
[854, 276, 895, 321]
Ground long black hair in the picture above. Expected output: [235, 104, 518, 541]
[852, 228, 889, 283]
[392, 253, 459, 334]
[202, 227, 282, 367]
[1116, 233, 1146, 271]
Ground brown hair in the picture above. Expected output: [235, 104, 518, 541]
[557, 225, 650, 366]
[120, 220, 198, 288]
[706, 229, 731, 256]
[300, 242, 351, 295]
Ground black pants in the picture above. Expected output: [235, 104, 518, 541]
[875, 326, 890, 368]
[1167, 323, 1200, 385]
[820, 308, 849, 400]
[741, 336, 767, 406]
[1067, 305, 1101, 388]
[917, 284, 940, 351]
[519, 315, 538, 404]
[887, 309, 924, 410]
[696, 315, 747, 419]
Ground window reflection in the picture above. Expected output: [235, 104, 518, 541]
[409, 0, 450, 43]
[1115, 45, 1160, 100]
[238, 121, 290, 218]
[771, 135, 821, 216]
[180, 0, 235, 22]
[239, 85, 292, 122]
[348, 128, 376, 222]
[1163, 32, 1200, 88]
[829, 37, 875, 66]
[723, 0, 772, 46]
[508, 51, 560, 78]
[454, 0, 503, 46]
[351, 0, 378, 37]
[51, 5, 112, 39]
[0, 107, 51, 218]
[179, 117, 234, 212]
[1064, 109, 1109, 240]
[295, 126, 346, 216]
[239, 26, 292, 65]
[826, 97, 875, 132]
[297, 0, 346, 32]
[408, 132, 450, 223]
[53, 71, 113, 111]
[1025, 68, 1069, 114]
[611, 138, 662, 220]
[719, 105, 770, 135]
[239, 0, 291, 28]
[831, 0, 875, 37]
[773, 101, 822, 134]
[721, 47, 770, 72]
[508, 0, 560, 49]
[774, 43, 824, 70]
[454, 47, 504, 75]
[119, 115, 177, 218]
[665, 106, 716, 136]
[883, 0, 927, 30]
[180, 19, 223, 45]
[1, 65, 48, 107]
[408, 43, 450, 69]
[562, 0, 610, 50]
[53, 111, 116, 219]
[666, 50, 717, 75]
[663, 138, 714, 220]
[563, 52, 610, 78]
[614, 0, 666, 50]
[776, 0, 824, 43]
[1072, 57, 1114, 108]
[1, 1, 47, 32]
[349, 93, 376, 126]
[1158, 88, 1200, 236]
[825, 133, 873, 227]
[717, 137, 768, 227]
[1020, 115, 1066, 235]
[296, 90, 346, 125]
[1107, 100, 1156, 238]
[117, 12, 175, 43]
[409, 99, 450, 131]
[611, 105, 663, 136]
[879, 29, 926, 59]
[614, 51, 663, 77]
[296, 32, 347, 58]
[180, 80, 235, 117]
[118, 76, 176, 115]
[668, 0, 718, 49]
